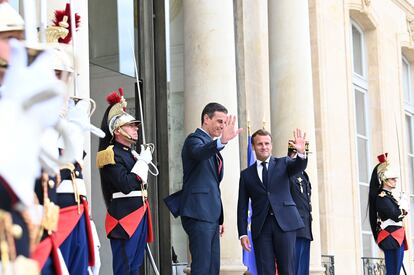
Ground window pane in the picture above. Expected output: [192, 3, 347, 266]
[406, 115, 414, 153]
[408, 157, 414, 194]
[359, 185, 370, 231]
[352, 26, 363, 75]
[403, 60, 411, 103]
[362, 233, 374, 257]
[355, 90, 367, 136]
[357, 137, 369, 183]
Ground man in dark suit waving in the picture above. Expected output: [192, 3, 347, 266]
[180, 102, 242, 275]
[237, 129, 307, 275]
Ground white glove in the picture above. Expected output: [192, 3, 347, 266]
[65, 99, 105, 138]
[55, 117, 84, 164]
[131, 160, 149, 183]
[138, 145, 153, 164]
[57, 99, 106, 164]
[399, 193, 410, 211]
[0, 39, 65, 129]
[0, 40, 65, 207]
[131, 145, 152, 183]
[39, 128, 61, 175]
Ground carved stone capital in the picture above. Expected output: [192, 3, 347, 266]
[407, 15, 414, 42]
[362, 0, 371, 8]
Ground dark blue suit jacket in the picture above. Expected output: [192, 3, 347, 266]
[290, 171, 313, 240]
[179, 128, 224, 224]
[237, 156, 306, 240]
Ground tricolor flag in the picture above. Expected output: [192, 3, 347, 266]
[242, 134, 258, 275]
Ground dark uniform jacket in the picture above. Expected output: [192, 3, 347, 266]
[290, 171, 313, 240]
[0, 176, 30, 257]
[100, 141, 144, 239]
[376, 189, 406, 250]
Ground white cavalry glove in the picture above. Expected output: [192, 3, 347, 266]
[58, 99, 105, 164]
[131, 145, 153, 183]
[39, 128, 61, 175]
[0, 39, 65, 207]
[65, 99, 105, 138]
[138, 145, 153, 164]
[0, 39, 65, 129]
[399, 192, 410, 211]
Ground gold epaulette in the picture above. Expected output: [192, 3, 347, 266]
[378, 191, 386, 197]
[96, 145, 115, 168]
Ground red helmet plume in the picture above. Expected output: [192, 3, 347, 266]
[52, 3, 81, 44]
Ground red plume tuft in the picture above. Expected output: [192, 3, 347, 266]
[52, 3, 81, 44]
[377, 153, 388, 163]
[118, 87, 124, 97]
[106, 90, 122, 105]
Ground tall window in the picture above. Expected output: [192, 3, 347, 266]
[402, 56, 414, 253]
[351, 22, 378, 257]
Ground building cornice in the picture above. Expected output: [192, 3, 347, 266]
[392, 0, 414, 15]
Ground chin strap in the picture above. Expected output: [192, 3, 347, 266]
[117, 127, 137, 144]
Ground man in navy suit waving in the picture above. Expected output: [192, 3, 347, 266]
[237, 129, 307, 275]
[180, 102, 242, 275]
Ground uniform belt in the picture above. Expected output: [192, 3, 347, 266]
[57, 179, 87, 196]
[112, 191, 142, 199]
[380, 219, 403, 229]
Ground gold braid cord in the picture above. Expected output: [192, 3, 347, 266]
[0, 210, 39, 275]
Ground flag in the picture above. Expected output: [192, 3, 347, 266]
[242, 134, 258, 275]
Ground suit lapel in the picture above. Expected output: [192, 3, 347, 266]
[267, 157, 277, 188]
[195, 128, 221, 182]
[248, 163, 265, 190]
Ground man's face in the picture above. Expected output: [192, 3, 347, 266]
[121, 123, 139, 141]
[114, 123, 139, 147]
[0, 38, 10, 84]
[203, 111, 227, 138]
[0, 30, 24, 41]
[253, 134, 272, 161]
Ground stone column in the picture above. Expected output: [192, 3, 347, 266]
[268, 0, 324, 274]
[234, 0, 271, 165]
[183, 0, 246, 274]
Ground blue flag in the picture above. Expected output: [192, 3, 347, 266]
[242, 135, 258, 275]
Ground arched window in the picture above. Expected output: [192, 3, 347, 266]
[350, 20, 378, 258]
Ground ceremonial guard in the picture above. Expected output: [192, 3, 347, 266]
[288, 142, 313, 275]
[97, 88, 154, 275]
[31, 4, 103, 274]
[368, 153, 408, 275]
[0, 2, 65, 274]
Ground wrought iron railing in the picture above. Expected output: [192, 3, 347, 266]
[321, 254, 335, 275]
[361, 257, 385, 275]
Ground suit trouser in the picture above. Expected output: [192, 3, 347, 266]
[181, 217, 220, 275]
[295, 237, 310, 275]
[384, 244, 404, 275]
[253, 214, 296, 275]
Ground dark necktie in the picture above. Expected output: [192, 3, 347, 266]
[216, 154, 223, 174]
[262, 161, 268, 189]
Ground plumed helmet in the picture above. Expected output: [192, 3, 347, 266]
[0, 2, 24, 33]
[376, 153, 399, 183]
[45, 4, 80, 73]
[106, 87, 140, 135]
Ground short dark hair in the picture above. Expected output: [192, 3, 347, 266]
[251, 129, 272, 145]
[200, 102, 228, 125]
